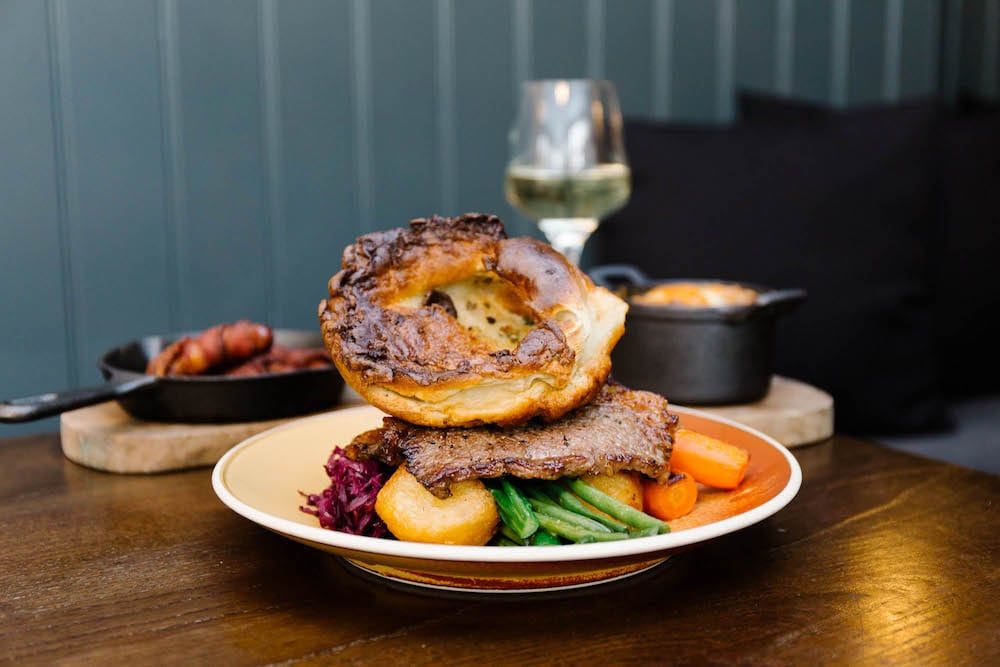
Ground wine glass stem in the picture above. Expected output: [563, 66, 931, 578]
[538, 218, 599, 266]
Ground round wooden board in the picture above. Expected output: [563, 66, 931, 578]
[685, 376, 833, 448]
[60, 402, 304, 474]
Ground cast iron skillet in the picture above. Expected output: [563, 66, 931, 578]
[0, 329, 343, 423]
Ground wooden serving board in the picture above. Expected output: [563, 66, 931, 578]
[687, 376, 833, 448]
[60, 402, 309, 474]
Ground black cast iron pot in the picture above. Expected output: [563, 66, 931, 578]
[590, 265, 806, 405]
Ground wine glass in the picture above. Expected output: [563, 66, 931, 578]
[505, 79, 630, 266]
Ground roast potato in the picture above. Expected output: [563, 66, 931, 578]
[375, 467, 499, 545]
[583, 471, 644, 511]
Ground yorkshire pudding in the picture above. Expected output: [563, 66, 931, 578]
[319, 213, 627, 427]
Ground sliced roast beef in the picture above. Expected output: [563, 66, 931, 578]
[346, 383, 677, 497]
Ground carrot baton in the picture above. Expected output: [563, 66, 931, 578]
[643, 472, 698, 521]
[670, 429, 750, 490]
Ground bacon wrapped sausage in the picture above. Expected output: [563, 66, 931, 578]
[146, 320, 274, 376]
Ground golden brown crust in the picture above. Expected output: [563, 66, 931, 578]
[319, 214, 627, 427]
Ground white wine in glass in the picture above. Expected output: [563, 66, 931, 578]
[505, 80, 630, 265]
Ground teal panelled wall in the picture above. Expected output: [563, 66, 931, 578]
[1, 0, 997, 433]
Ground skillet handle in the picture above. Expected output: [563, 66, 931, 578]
[755, 288, 807, 316]
[588, 264, 650, 290]
[0, 376, 158, 423]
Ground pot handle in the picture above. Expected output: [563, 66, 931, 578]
[588, 264, 651, 290]
[0, 375, 158, 423]
[755, 288, 807, 316]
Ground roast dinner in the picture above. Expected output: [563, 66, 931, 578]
[302, 213, 751, 546]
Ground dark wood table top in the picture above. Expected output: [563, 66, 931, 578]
[1, 432, 997, 665]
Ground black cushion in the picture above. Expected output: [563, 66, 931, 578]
[740, 91, 1000, 396]
[599, 105, 948, 433]
[934, 98, 1000, 395]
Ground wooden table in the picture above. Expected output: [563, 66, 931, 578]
[1, 433, 997, 665]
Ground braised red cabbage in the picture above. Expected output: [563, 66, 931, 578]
[300, 447, 389, 537]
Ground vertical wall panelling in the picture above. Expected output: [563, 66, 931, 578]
[984, 0, 999, 97]
[453, 1, 520, 232]
[59, 0, 173, 384]
[0, 0, 71, 433]
[883, 0, 904, 102]
[735, 0, 778, 95]
[671, 0, 719, 121]
[532, 0, 588, 79]
[942, 0, 964, 101]
[793, 1, 832, 103]
[157, 0, 184, 331]
[715, 0, 736, 122]
[0, 0, 978, 417]
[512, 0, 533, 97]
[959, 0, 986, 95]
[587, 0, 605, 80]
[899, 0, 939, 99]
[45, 0, 79, 387]
[830, 0, 851, 107]
[271, 0, 359, 327]
[349, 0, 374, 234]
[369, 1, 440, 224]
[605, 0, 654, 118]
[776, 0, 796, 95]
[833, 0, 888, 106]
[435, 0, 458, 216]
[249, 10, 279, 325]
[174, 0, 270, 328]
[258, 0, 283, 325]
[846, 0, 884, 106]
[652, 0, 675, 118]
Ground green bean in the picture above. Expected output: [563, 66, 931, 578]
[527, 496, 613, 533]
[565, 479, 670, 534]
[489, 480, 539, 539]
[489, 489, 533, 540]
[630, 525, 662, 538]
[535, 514, 630, 543]
[531, 528, 561, 546]
[501, 479, 541, 536]
[499, 524, 526, 545]
[540, 481, 630, 532]
[495, 537, 521, 547]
